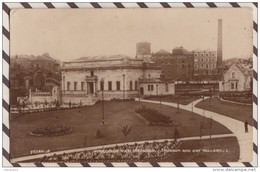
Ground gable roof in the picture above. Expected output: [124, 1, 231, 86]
[227, 63, 253, 77]
[235, 63, 252, 76]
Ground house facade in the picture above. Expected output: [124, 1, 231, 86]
[219, 64, 252, 92]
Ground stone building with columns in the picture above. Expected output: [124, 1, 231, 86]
[61, 54, 163, 104]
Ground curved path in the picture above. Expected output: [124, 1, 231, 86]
[11, 98, 252, 163]
[139, 98, 253, 162]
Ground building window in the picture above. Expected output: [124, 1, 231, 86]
[166, 83, 169, 92]
[100, 81, 104, 90]
[108, 81, 112, 91]
[201, 53, 204, 56]
[231, 82, 235, 89]
[194, 53, 198, 57]
[116, 81, 120, 90]
[130, 81, 133, 91]
[67, 82, 70, 90]
[206, 53, 209, 56]
[235, 82, 238, 89]
[81, 82, 84, 91]
[90, 71, 94, 77]
[151, 85, 154, 91]
[135, 81, 138, 90]
[74, 82, 77, 91]
[148, 85, 151, 91]
[232, 72, 236, 78]
[212, 53, 215, 56]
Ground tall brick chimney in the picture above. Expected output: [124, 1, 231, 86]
[217, 19, 223, 68]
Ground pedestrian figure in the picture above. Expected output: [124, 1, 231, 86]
[244, 120, 248, 133]
[200, 121, 203, 138]
[174, 126, 179, 143]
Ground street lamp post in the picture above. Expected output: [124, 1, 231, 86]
[210, 116, 213, 139]
[156, 84, 158, 96]
[190, 102, 195, 120]
[123, 74, 125, 100]
[177, 94, 180, 113]
[101, 78, 105, 125]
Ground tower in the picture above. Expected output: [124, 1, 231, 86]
[136, 42, 151, 60]
[217, 19, 223, 68]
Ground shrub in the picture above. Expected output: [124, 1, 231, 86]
[96, 129, 102, 138]
[135, 106, 172, 124]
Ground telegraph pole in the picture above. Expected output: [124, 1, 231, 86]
[101, 78, 105, 125]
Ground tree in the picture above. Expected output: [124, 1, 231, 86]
[122, 125, 132, 143]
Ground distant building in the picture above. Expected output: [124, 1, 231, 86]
[10, 53, 60, 72]
[151, 47, 194, 81]
[139, 79, 175, 96]
[172, 46, 194, 81]
[151, 49, 174, 80]
[136, 42, 152, 60]
[193, 49, 217, 75]
[10, 53, 61, 105]
[61, 54, 165, 105]
[219, 63, 252, 92]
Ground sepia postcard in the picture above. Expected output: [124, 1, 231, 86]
[3, 3, 257, 167]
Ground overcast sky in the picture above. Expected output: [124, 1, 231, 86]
[10, 8, 252, 62]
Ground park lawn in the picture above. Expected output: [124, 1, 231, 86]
[10, 101, 232, 158]
[144, 96, 199, 105]
[195, 98, 253, 125]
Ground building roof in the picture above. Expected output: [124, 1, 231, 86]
[172, 46, 192, 55]
[154, 49, 171, 55]
[72, 54, 134, 62]
[192, 48, 216, 53]
[11, 53, 60, 64]
[235, 63, 253, 76]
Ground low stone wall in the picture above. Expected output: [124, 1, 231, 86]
[97, 91, 139, 100]
[31, 96, 56, 104]
[62, 96, 96, 106]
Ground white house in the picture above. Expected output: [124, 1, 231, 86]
[219, 64, 252, 92]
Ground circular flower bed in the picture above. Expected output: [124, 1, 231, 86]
[30, 124, 72, 136]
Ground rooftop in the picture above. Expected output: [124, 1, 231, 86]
[172, 46, 192, 55]
[72, 54, 134, 62]
[154, 49, 171, 55]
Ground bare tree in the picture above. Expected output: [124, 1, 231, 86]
[122, 125, 132, 143]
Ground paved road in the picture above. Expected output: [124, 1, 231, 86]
[139, 98, 253, 162]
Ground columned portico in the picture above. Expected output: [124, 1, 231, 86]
[85, 75, 98, 96]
